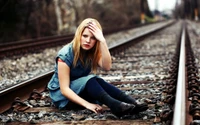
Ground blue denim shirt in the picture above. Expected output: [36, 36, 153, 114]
[47, 43, 97, 109]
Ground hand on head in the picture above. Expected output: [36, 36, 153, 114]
[87, 21, 106, 43]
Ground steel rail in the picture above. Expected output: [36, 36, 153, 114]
[172, 22, 186, 125]
[0, 21, 166, 59]
[0, 21, 159, 50]
[0, 71, 53, 114]
[0, 36, 74, 59]
[109, 21, 176, 56]
[0, 35, 73, 48]
[0, 20, 175, 114]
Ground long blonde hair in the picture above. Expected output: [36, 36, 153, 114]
[72, 18, 102, 73]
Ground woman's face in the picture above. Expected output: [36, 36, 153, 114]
[80, 27, 97, 50]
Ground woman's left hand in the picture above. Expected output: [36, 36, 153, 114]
[88, 22, 106, 43]
[85, 103, 103, 114]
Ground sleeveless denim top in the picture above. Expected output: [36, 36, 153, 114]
[47, 43, 97, 109]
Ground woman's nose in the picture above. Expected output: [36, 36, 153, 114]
[86, 37, 90, 43]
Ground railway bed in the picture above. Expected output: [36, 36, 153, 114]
[0, 20, 199, 125]
[0, 21, 173, 92]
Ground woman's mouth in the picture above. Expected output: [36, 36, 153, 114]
[83, 44, 90, 48]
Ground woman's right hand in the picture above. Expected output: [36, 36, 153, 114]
[85, 103, 103, 114]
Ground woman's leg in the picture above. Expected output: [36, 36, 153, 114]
[96, 78, 148, 112]
[85, 77, 136, 117]
[96, 78, 136, 103]
[65, 86, 100, 110]
[66, 101, 84, 110]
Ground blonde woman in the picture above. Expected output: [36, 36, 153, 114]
[48, 18, 148, 117]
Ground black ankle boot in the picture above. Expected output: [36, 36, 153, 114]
[134, 103, 148, 113]
[117, 92, 148, 113]
[111, 102, 137, 117]
[98, 92, 137, 117]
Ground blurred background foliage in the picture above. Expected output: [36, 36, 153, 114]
[0, 0, 153, 43]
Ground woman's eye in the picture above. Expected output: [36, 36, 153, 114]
[91, 37, 96, 40]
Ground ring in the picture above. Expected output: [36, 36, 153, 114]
[95, 108, 98, 110]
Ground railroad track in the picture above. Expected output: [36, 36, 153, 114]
[1, 20, 197, 125]
[0, 21, 161, 60]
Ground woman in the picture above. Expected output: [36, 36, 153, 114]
[48, 18, 148, 117]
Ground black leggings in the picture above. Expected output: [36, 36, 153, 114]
[66, 77, 123, 109]
[84, 77, 123, 100]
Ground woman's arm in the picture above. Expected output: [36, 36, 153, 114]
[87, 22, 112, 70]
[98, 40, 112, 71]
[58, 60, 102, 113]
